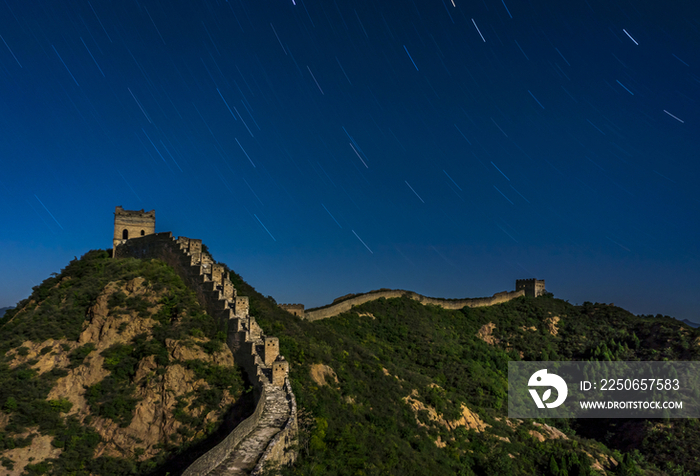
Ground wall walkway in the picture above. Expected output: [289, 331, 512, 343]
[302, 289, 525, 321]
[114, 233, 297, 475]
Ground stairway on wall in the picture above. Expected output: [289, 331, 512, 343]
[114, 233, 297, 475]
[207, 384, 290, 475]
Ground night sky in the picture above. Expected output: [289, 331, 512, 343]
[1, 0, 698, 321]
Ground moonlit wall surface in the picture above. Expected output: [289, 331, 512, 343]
[0, 0, 698, 320]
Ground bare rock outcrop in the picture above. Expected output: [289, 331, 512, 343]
[546, 314, 560, 336]
[0, 433, 61, 476]
[90, 360, 234, 460]
[402, 389, 489, 433]
[78, 279, 160, 348]
[10, 278, 238, 464]
[309, 363, 339, 387]
[529, 422, 569, 442]
[6, 338, 73, 373]
[476, 322, 500, 345]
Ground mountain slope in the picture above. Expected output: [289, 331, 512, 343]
[3, 248, 698, 475]
[0, 250, 252, 476]
[235, 278, 698, 475]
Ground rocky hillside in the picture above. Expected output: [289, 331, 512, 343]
[231, 274, 700, 476]
[0, 251, 252, 476]
[3, 246, 698, 476]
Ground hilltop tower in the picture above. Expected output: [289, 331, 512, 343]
[515, 278, 545, 297]
[279, 304, 305, 317]
[113, 206, 155, 256]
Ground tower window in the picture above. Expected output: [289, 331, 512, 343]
[122, 229, 129, 240]
[141, 230, 145, 236]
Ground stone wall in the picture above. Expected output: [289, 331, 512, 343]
[251, 378, 298, 475]
[303, 289, 526, 321]
[114, 233, 297, 474]
[183, 386, 268, 476]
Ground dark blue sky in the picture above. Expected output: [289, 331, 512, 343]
[1, 0, 698, 320]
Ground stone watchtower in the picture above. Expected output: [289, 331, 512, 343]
[516, 278, 546, 297]
[264, 337, 279, 365]
[279, 304, 305, 317]
[264, 336, 290, 386]
[272, 358, 289, 387]
[113, 206, 155, 256]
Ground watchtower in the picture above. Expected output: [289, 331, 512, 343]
[279, 304, 305, 317]
[264, 337, 280, 365]
[515, 278, 546, 297]
[272, 358, 289, 387]
[113, 206, 155, 255]
[235, 296, 250, 318]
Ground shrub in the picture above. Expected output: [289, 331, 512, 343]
[68, 343, 96, 368]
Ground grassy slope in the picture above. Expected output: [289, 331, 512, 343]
[232, 271, 700, 476]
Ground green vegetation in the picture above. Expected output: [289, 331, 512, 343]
[1, 250, 166, 349]
[85, 340, 142, 428]
[0, 250, 247, 476]
[3, 246, 697, 475]
[231, 269, 698, 475]
[67, 343, 95, 368]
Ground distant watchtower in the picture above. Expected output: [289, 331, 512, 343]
[279, 304, 305, 317]
[113, 206, 155, 256]
[516, 278, 545, 297]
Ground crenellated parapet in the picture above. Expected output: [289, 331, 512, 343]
[515, 278, 546, 297]
[113, 226, 297, 474]
[301, 288, 527, 321]
[112, 206, 155, 255]
[294, 280, 547, 322]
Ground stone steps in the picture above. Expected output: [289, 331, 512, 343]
[207, 385, 291, 475]
[116, 232, 296, 475]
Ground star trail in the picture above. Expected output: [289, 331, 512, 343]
[0, 0, 698, 321]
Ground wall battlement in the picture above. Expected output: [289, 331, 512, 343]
[113, 223, 297, 475]
[295, 289, 524, 322]
[113, 206, 155, 255]
[515, 278, 546, 297]
[287, 278, 546, 322]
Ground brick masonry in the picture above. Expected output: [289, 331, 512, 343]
[515, 278, 546, 297]
[112, 209, 297, 475]
[291, 288, 527, 321]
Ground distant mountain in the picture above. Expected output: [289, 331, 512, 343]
[0, 306, 12, 318]
[681, 318, 700, 328]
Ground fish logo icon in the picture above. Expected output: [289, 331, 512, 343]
[528, 369, 568, 409]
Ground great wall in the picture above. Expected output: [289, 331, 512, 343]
[280, 277, 546, 321]
[112, 206, 546, 474]
[112, 207, 297, 476]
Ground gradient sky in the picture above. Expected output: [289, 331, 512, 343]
[1, 0, 698, 321]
